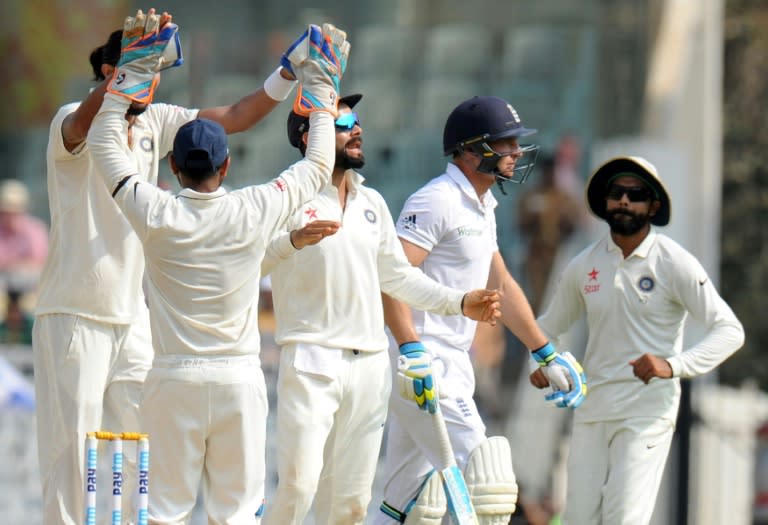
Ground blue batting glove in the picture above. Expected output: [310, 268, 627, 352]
[396, 341, 438, 414]
[532, 343, 588, 409]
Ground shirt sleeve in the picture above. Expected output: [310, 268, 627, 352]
[377, 196, 464, 316]
[537, 255, 586, 344]
[239, 112, 335, 242]
[86, 94, 168, 240]
[395, 186, 446, 252]
[665, 252, 745, 378]
[48, 103, 89, 162]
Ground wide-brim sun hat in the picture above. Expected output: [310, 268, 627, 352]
[586, 156, 671, 226]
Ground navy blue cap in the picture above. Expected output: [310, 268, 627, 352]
[172, 119, 229, 173]
[287, 94, 363, 149]
[443, 96, 537, 155]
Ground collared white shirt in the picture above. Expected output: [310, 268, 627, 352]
[87, 95, 336, 356]
[37, 100, 197, 323]
[394, 162, 499, 353]
[538, 227, 744, 423]
[263, 169, 464, 352]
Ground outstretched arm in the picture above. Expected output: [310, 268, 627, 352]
[198, 67, 297, 134]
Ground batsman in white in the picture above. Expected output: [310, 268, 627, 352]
[529, 156, 745, 525]
[86, 15, 351, 524]
[374, 96, 587, 525]
[259, 94, 502, 525]
[31, 7, 309, 524]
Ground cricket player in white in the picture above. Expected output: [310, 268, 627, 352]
[260, 95, 501, 525]
[530, 156, 744, 525]
[31, 10, 328, 525]
[87, 19, 351, 524]
[375, 96, 587, 525]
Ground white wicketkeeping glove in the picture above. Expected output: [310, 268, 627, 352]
[396, 342, 439, 414]
[107, 10, 183, 104]
[532, 342, 588, 408]
[280, 23, 350, 116]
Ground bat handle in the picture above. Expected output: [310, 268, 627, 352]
[431, 407, 456, 470]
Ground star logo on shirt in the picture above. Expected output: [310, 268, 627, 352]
[305, 207, 318, 220]
[274, 180, 287, 192]
[588, 268, 599, 281]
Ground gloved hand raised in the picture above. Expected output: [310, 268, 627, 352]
[531, 342, 587, 408]
[108, 8, 183, 104]
[396, 342, 438, 414]
[281, 23, 350, 116]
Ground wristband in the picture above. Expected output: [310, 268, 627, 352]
[532, 342, 556, 366]
[460, 294, 466, 314]
[399, 341, 424, 355]
[264, 66, 297, 101]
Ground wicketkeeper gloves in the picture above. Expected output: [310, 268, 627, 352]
[281, 23, 350, 117]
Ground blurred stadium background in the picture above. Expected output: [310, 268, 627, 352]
[1, 0, 766, 523]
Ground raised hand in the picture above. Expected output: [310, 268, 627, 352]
[396, 342, 438, 413]
[108, 8, 183, 104]
[281, 23, 350, 116]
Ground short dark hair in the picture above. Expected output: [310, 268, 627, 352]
[89, 30, 122, 81]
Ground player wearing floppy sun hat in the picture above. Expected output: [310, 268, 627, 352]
[586, 155, 671, 226]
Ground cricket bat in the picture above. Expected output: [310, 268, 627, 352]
[431, 407, 480, 525]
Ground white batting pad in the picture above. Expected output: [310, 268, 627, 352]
[404, 471, 447, 525]
[464, 436, 518, 524]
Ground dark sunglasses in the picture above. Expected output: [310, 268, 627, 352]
[334, 112, 360, 131]
[606, 184, 653, 202]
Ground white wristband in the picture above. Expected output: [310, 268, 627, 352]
[263, 67, 297, 102]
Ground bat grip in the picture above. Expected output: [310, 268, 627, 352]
[431, 407, 456, 470]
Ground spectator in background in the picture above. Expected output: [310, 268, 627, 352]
[0, 289, 35, 345]
[0, 179, 49, 295]
[518, 155, 581, 313]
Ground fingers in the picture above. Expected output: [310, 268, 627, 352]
[529, 368, 549, 389]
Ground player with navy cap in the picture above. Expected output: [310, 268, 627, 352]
[86, 20, 350, 524]
[375, 95, 587, 525]
[32, 9, 309, 524]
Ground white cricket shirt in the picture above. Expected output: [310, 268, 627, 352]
[36, 100, 197, 323]
[538, 228, 744, 423]
[263, 170, 464, 352]
[87, 94, 335, 356]
[394, 163, 499, 353]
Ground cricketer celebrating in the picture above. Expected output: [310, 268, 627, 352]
[86, 16, 351, 525]
[32, 8, 302, 525]
[260, 94, 501, 525]
[531, 156, 744, 524]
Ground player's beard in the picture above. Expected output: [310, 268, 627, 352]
[336, 143, 365, 170]
[606, 208, 651, 235]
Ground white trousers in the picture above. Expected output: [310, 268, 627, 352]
[563, 417, 675, 525]
[263, 344, 391, 525]
[373, 350, 486, 525]
[32, 311, 152, 525]
[142, 355, 267, 525]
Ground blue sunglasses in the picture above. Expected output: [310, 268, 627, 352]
[335, 112, 360, 131]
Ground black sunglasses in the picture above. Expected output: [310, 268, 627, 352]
[606, 184, 653, 202]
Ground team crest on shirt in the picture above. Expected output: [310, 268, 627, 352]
[638, 276, 655, 292]
[364, 209, 377, 223]
[140, 136, 153, 152]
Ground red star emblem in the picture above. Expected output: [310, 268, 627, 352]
[274, 180, 287, 191]
[588, 268, 599, 281]
[304, 207, 318, 220]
